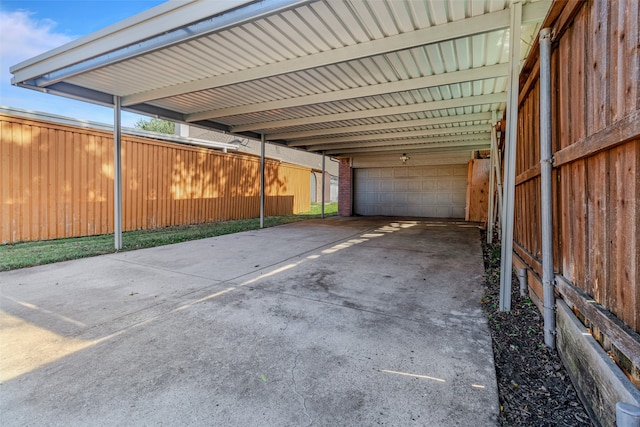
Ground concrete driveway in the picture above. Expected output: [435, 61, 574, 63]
[0, 217, 498, 426]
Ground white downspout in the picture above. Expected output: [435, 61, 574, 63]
[539, 27, 556, 349]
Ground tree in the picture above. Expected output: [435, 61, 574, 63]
[134, 117, 175, 134]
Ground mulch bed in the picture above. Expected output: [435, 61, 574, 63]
[480, 231, 593, 426]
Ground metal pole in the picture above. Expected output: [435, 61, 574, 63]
[617, 402, 640, 427]
[260, 133, 265, 228]
[487, 111, 497, 243]
[113, 96, 123, 250]
[499, 0, 522, 312]
[321, 151, 326, 219]
[518, 268, 528, 297]
[539, 27, 556, 348]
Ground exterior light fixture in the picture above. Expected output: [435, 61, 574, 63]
[400, 153, 410, 163]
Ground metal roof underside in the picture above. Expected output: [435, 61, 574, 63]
[11, 0, 551, 158]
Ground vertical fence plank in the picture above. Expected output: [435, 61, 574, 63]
[0, 121, 11, 243]
[587, 0, 609, 134]
[39, 127, 49, 239]
[609, 142, 639, 328]
[557, 24, 572, 150]
[571, 10, 587, 144]
[572, 160, 588, 291]
[612, 0, 639, 121]
[31, 126, 41, 241]
[560, 164, 574, 283]
[586, 152, 609, 304]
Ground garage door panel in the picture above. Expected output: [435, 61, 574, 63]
[393, 180, 408, 192]
[422, 181, 437, 191]
[407, 168, 423, 178]
[452, 206, 466, 217]
[394, 168, 408, 177]
[379, 193, 394, 204]
[437, 180, 453, 191]
[407, 181, 421, 191]
[354, 164, 467, 218]
[392, 193, 406, 204]
[407, 193, 421, 204]
[422, 193, 436, 204]
[452, 192, 467, 203]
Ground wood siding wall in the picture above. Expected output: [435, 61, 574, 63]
[514, 0, 639, 333]
[0, 114, 310, 244]
[466, 158, 490, 223]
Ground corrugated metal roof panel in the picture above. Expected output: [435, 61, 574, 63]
[12, 0, 551, 157]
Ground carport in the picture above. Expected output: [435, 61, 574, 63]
[6, 0, 555, 423]
[10, 0, 552, 271]
[10, 0, 554, 300]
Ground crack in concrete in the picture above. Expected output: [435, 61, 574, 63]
[291, 352, 313, 426]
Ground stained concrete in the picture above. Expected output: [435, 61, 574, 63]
[0, 217, 498, 426]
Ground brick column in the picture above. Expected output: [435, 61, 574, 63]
[338, 158, 352, 216]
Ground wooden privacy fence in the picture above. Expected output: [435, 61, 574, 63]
[0, 113, 311, 244]
[511, 0, 639, 423]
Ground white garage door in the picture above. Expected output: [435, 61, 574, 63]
[354, 164, 468, 218]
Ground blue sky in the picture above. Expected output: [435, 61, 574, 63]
[0, 0, 168, 127]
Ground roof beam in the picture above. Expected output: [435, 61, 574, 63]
[306, 133, 491, 152]
[288, 124, 491, 147]
[186, 64, 508, 122]
[324, 141, 490, 156]
[231, 92, 506, 133]
[267, 112, 492, 140]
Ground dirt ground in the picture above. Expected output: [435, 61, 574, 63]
[480, 232, 593, 426]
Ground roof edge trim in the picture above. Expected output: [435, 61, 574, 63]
[11, 0, 310, 86]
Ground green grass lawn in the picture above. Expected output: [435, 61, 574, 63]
[0, 202, 337, 271]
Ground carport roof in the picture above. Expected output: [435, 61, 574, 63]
[10, 0, 551, 158]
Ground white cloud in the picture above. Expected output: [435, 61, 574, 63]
[0, 9, 144, 126]
[1, 10, 74, 67]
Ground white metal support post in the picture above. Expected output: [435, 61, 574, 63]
[113, 96, 123, 250]
[260, 133, 265, 229]
[499, 0, 522, 312]
[539, 27, 556, 348]
[321, 151, 326, 219]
